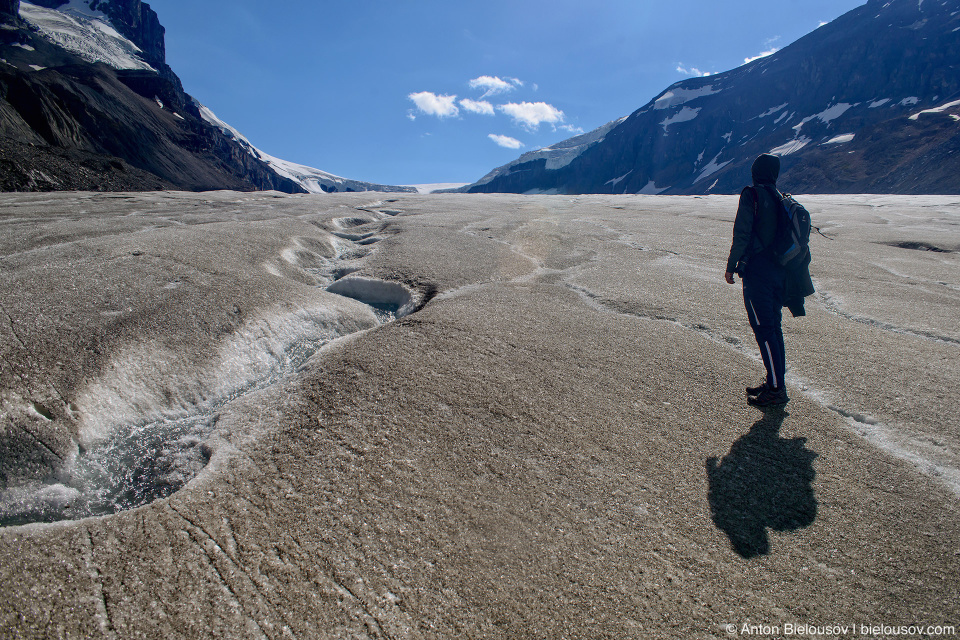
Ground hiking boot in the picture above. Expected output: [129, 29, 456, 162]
[745, 381, 768, 396]
[747, 387, 789, 407]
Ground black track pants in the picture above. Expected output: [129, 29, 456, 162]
[742, 258, 787, 390]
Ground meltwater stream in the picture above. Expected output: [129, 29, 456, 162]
[0, 304, 398, 528]
[0, 202, 410, 528]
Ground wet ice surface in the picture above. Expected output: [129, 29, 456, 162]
[0, 414, 216, 527]
[0, 193, 411, 526]
[0, 330, 358, 527]
[0, 191, 958, 531]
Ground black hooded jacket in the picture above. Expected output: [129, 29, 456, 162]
[725, 154, 782, 274]
[725, 154, 814, 316]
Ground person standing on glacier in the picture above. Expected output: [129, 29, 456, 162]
[723, 153, 803, 407]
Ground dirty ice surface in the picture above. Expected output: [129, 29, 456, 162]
[0, 192, 415, 526]
[0, 191, 958, 532]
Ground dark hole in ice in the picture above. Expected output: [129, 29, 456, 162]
[32, 403, 54, 421]
[332, 266, 360, 281]
[884, 241, 953, 253]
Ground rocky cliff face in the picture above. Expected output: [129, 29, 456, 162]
[0, 0, 16, 17]
[0, 0, 16, 22]
[29, 0, 165, 67]
[0, 1, 411, 193]
[464, 0, 960, 195]
[0, 0, 19, 27]
[94, 0, 166, 69]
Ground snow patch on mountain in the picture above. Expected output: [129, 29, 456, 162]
[605, 171, 632, 190]
[770, 136, 812, 156]
[660, 107, 701, 132]
[196, 102, 411, 193]
[695, 154, 732, 183]
[908, 98, 960, 120]
[757, 103, 788, 118]
[537, 116, 627, 170]
[793, 103, 856, 132]
[824, 133, 856, 144]
[637, 180, 669, 195]
[257, 151, 361, 194]
[196, 103, 342, 193]
[196, 102, 253, 148]
[653, 85, 721, 109]
[469, 116, 627, 187]
[19, 1, 155, 71]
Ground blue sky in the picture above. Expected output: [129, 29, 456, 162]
[147, 0, 866, 187]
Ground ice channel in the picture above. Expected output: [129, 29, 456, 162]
[0, 204, 415, 527]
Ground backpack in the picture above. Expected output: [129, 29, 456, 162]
[752, 186, 812, 270]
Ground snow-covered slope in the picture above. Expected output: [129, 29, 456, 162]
[467, 116, 628, 191]
[197, 102, 413, 194]
[19, 1, 153, 71]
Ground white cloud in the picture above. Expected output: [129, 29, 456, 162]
[408, 91, 459, 118]
[498, 101, 565, 131]
[488, 134, 524, 149]
[676, 63, 713, 77]
[558, 124, 584, 134]
[469, 75, 522, 98]
[744, 48, 779, 64]
[460, 98, 495, 115]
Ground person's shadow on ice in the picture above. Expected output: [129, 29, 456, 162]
[706, 408, 818, 558]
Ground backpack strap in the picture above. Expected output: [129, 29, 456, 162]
[741, 186, 763, 252]
[746, 184, 782, 257]
[742, 185, 759, 218]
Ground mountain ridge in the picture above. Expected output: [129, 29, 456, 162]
[0, 0, 413, 193]
[457, 0, 960, 195]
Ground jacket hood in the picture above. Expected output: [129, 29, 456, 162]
[751, 154, 780, 186]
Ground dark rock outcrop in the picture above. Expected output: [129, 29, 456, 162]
[0, 0, 19, 25]
[93, 0, 166, 70]
[0, 1, 409, 193]
[463, 0, 960, 195]
[0, 27, 305, 192]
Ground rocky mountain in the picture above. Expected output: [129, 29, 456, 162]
[460, 0, 960, 195]
[0, 0, 413, 193]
